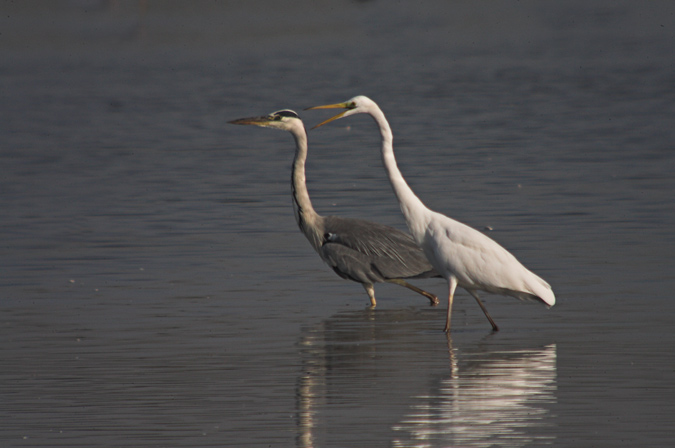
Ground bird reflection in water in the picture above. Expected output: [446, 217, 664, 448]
[392, 341, 557, 447]
[296, 310, 556, 448]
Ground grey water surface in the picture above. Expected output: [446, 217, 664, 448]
[2, 1, 674, 447]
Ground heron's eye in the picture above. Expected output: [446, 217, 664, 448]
[273, 115, 282, 121]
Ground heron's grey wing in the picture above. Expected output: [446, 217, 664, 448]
[320, 216, 439, 282]
[320, 242, 388, 284]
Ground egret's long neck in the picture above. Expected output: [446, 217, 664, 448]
[369, 107, 430, 238]
[289, 126, 323, 251]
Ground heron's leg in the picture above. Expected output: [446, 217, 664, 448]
[444, 277, 458, 333]
[362, 283, 377, 308]
[468, 290, 499, 332]
[386, 279, 439, 306]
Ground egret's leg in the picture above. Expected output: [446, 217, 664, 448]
[468, 290, 499, 332]
[387, 279, 439, 306]
[444, 277, 458, 333]
[363, 283, 377, 308]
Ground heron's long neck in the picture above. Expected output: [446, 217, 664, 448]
[290, 127, 323, 251]
[370, 107, 430, 239]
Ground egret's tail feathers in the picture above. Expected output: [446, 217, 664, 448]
[520, 269, 556, 307]
[537, 285, 556, 307]
[504, 288, 555, 307]
[521, 277, 555, 307]
[531, 276, 555, 307]
[501, 277, 555, 308]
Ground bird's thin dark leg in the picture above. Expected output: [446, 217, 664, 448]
[362, 283, 377, 308]
[387, 279, 439, 306]
[468, 290, 499, 332]
[445, 277, 458, 333]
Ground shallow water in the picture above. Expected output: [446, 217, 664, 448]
[2, 1, 674, 447]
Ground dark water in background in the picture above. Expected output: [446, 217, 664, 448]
[1, 1, 674, 447]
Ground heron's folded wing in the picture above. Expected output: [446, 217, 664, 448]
[321, 216, 438, 280]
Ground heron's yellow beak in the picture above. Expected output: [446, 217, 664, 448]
[228, 116, 272, 127]
[305, 102, 351, 129]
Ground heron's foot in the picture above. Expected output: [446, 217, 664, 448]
[425, 293, 440, 307]
[363, 284, 377, 308]
[387, 279, 439, 306]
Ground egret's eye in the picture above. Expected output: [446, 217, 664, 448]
[348, 102, 356, 109]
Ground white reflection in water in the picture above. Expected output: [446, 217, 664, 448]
[297, 331, 324, 448]
[392, 343, 557, 448]
[296, 310, 557, 448]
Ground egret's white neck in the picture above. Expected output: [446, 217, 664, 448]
[367, 106, 430, 240]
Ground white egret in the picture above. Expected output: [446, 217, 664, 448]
[308, 96, 555, 332]
[229, 109, 441, 307]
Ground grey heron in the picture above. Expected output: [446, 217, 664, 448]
[308, 96, 555, 332]
[229, 109, 440, 307]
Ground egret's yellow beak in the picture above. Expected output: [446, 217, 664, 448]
[228, 116, 272, 127]
[305, 102, 351, 129]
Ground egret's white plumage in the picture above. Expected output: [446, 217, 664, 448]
[308, 96, 554, 332]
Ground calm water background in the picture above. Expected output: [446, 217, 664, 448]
[2, 1, 674, 447]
